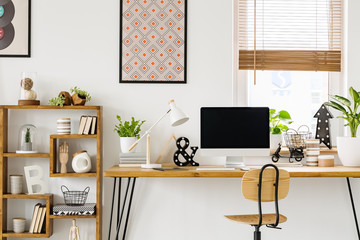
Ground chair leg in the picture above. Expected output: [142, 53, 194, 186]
[254, 226, 261, 240]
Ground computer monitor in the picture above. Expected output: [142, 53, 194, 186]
[200, 107, 270, 167]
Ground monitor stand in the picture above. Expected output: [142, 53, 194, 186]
[225, 156, 250, 171]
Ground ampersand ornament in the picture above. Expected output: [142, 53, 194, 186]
[173, 137, 199, 167]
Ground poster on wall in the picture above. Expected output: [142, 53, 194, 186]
[0, 0, 31, 57]
[120, 0, 187, 84]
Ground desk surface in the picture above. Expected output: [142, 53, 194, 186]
[104, 165, 360, 178]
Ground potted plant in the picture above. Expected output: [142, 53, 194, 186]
[70, 86, 91, 106]
[48, 95, 65, 107]
[269, 109, 292, 149]
[114, 115, 145, 153]
[22, 128, 32, 151]
[325, 86, 360, 166]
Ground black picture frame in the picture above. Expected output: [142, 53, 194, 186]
[0, 0, 31, 58]
[120, 0, 187, 84]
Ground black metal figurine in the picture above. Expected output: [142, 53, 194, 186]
[271, 143, 304, 163]
[173, 137, 199, 166]
[314, 104, 333, 149]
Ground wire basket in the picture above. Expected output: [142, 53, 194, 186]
[283, 125, 311, 149]
[61, 185, 90, 206]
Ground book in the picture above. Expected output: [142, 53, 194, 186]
[90, 116, 97, 135]
[29, 203, 41, 233]
[78, 116, 87, 134]
[37, 206, 46, 233]
[33, 205, 43, 234]
[83, 116, 93, 135]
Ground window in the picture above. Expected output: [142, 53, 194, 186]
[234, 0, 343, 135]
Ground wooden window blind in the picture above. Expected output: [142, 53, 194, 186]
[238, 0, 342, 72]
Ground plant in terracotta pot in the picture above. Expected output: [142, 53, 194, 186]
[325, 86, 360, 166]
[269, 109, 292, 149]
[70, 86, 91, 106]
[114, 115, 145, 153]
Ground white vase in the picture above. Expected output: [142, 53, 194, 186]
[120, 137, 137, 153]
[270, 134, 282, 149]
[72, 151, 92, 173]
[337, 136, 360, 166]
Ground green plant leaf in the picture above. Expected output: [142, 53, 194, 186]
[350, 87, 359, 102]
[329, 95, 351, 107]
[272, 127, 281, 134]
[325, 101, 347, 113]
[278, 110, 291, 120]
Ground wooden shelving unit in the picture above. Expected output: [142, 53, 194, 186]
[0, 105, 103, 239]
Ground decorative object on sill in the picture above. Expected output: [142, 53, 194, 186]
[57, 118, 71, 134]
[269, 109, 292, 149]
[271, 143, 304, 163]
[24, 165, 48, 194]
[69, 219, 81, 240]
[314, 104, 333, 149]
[72, 150, 92, 173]
[59, 91, 72, 105]
[0, 0, 31, 57]
[120, 0, 187, 83]
[13, 217, 26, 233]
[18, 72, 39, 105]
[173, 137, 199, 166]
[16, 124, 38, 153]
[59, 141, 69, 173]
[114, 115, 146, 153]
[10, 174, 23, 194]
[70, 86, 91, 106]
[318, 155, 335, 167]
[156, 134, 177, 164]
[325, 87, 360, 166]
[128, 100, 189, 168]
[305, 139, 320, 166]
[53, 203, 96, 216]
[61, 185, 90, 206]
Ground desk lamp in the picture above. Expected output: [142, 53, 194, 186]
[128, 100, 189, 168]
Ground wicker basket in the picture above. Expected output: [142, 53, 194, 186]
[61, 185, 90, 206]
[283, 126, 311, 149]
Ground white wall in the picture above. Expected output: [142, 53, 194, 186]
[0, 0, 360, 239]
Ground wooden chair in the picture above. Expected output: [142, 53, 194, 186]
[225, 164, 290, 240]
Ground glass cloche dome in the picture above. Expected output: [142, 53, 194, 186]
[16, 124, 38, 153]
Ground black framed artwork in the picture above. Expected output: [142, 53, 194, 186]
[0, 0, 31, 57]
[120, 0, 187, 84]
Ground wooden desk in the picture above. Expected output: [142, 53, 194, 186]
[104, 165, 360, 240]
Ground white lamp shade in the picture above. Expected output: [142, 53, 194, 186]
[169, 100, 189, 126]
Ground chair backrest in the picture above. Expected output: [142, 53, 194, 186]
[242, 168, 290, 202]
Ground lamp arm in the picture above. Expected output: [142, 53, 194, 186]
[128, 109, 171, 151]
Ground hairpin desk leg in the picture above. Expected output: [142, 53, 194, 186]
[347, 177, 360, 240]
[108, 178, 118, 240]
[123, 178, 137, 240]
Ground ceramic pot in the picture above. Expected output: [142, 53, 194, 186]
[72, 151, 92, 173]
[120, 137, 137, 153]
[270, 134, 282, 149]
[59, 91, 72, 105]
[13, 218, 26, 233]
[10, 175, 23, 194]
[21, 142, 32, 151]
[71, 94, 86, 106]
[337, 137, 360, 166]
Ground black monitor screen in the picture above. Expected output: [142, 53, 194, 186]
[200, 107, 269, 148]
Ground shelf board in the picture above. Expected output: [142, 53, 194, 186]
[2, 231, 49, 238]
[1, 105, 100, 110]
[50, 134, 97, 139]
[50, 172, 96, 178]
[3, 152, 50, 158]
[2, 193, 52, 199]
[50, 214, 96, 219]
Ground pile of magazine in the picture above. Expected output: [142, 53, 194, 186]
[119, 152, 146, 167]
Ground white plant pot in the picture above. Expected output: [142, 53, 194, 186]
[120, 137, 137, 153]
[270, 134, 282, 149]
[337, 136, 360, 166]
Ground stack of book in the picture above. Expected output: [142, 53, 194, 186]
[119, 152, 146, 167]
[52, 203, 96, 216]
[78, 115, 97, 135]
[29, 203, 46, 234]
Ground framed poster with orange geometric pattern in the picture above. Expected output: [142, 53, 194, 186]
[120, 0, 187, 83]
